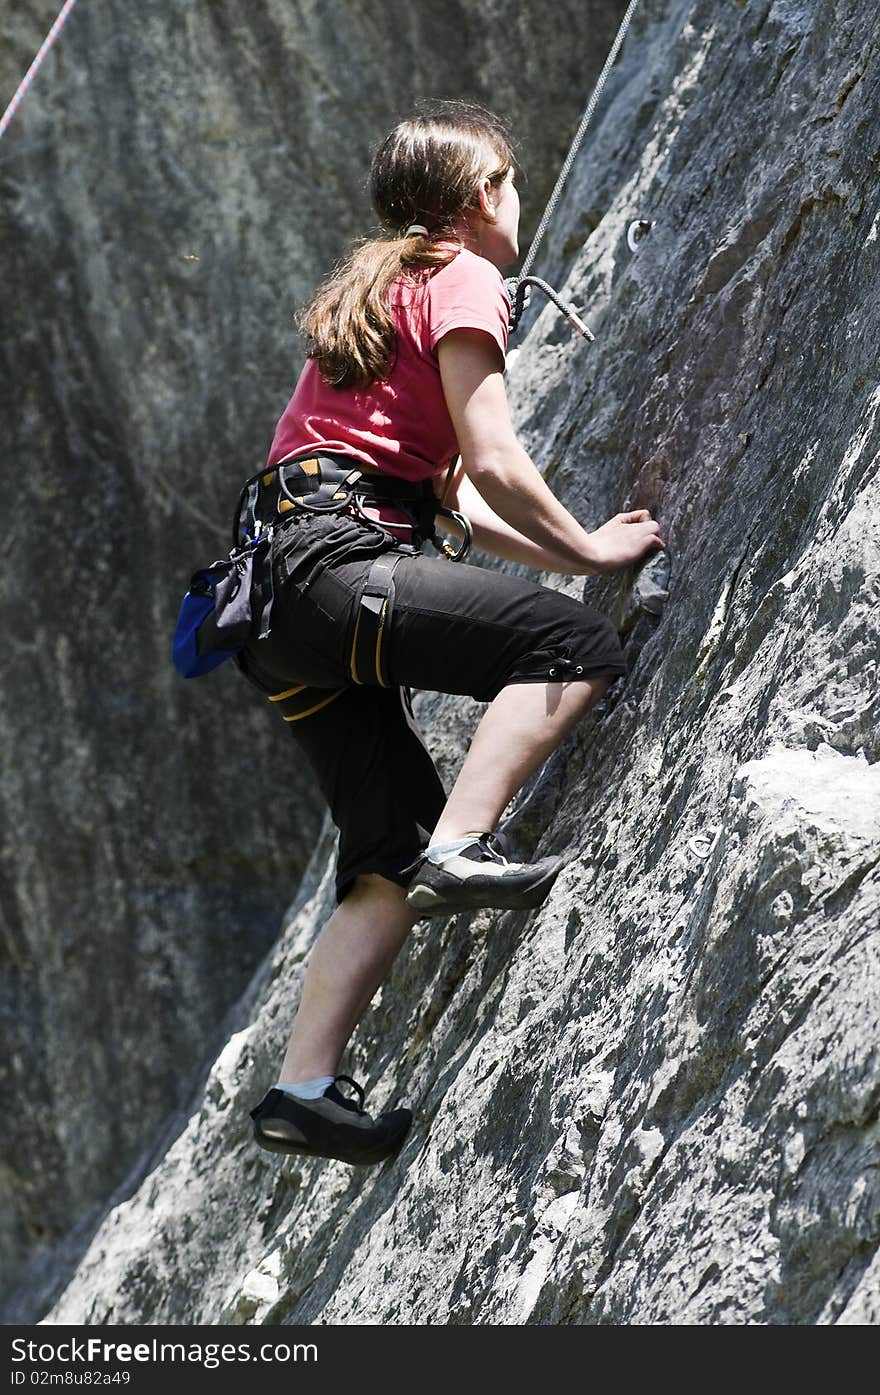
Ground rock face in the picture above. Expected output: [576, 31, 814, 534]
[8, 0, 880, 1325]
[0, 0, 630, 1322]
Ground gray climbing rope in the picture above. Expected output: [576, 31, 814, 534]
[509, 276, 595, 339]
[518, 0, 641, 281]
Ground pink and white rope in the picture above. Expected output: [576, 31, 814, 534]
[0, 0, 81, 142]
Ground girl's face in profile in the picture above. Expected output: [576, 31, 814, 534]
[478, 168, 521, 270]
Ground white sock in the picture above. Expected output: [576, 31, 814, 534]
[424, 833, 485, 865]
[275, 1075, 335, 1100]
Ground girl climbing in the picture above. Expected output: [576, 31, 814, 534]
[243, 101, 664, 1166]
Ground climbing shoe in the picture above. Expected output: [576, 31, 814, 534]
[249, 1075, 412, 1166]
[404, 833, 564, 915]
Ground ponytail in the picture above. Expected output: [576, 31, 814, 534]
[299, 232, 456, 390]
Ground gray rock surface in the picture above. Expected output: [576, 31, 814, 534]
[11, 0, 880, 1325]
[0, 0, 629, 1322]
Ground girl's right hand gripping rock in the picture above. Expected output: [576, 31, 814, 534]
[588, 509, 665, 574]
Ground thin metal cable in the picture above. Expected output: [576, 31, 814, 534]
[518, 0, 640, 280]
[0, 0, 82, 143]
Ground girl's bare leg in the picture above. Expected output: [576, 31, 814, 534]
[429, 676, 609, 845]
[278, 678, 606, 1081]
[278, 873, 418, 1082]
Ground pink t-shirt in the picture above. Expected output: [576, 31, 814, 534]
[267, 246, 510, 480]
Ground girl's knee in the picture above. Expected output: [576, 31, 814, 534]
[579, 670, 613, 699]
[349, 872, 409, 901]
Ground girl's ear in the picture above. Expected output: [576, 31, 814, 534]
[477, 176, 497, 222]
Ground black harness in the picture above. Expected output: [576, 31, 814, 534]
[234, 453, 473, 689]
[235, 454, 470, 554]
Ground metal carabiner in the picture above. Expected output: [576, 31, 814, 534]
[435, 506, 473, 563]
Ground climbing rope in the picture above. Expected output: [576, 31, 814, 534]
[0, 0, 82, 144]
[518, 0, 641, 281]
[510, 276, 595, 341]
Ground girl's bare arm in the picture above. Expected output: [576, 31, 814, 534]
[437, 329, 664, 575]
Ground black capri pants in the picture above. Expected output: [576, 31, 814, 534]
[238, 509, 626, 902]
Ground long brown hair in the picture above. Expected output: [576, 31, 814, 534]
[300, 101, 516, 389]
